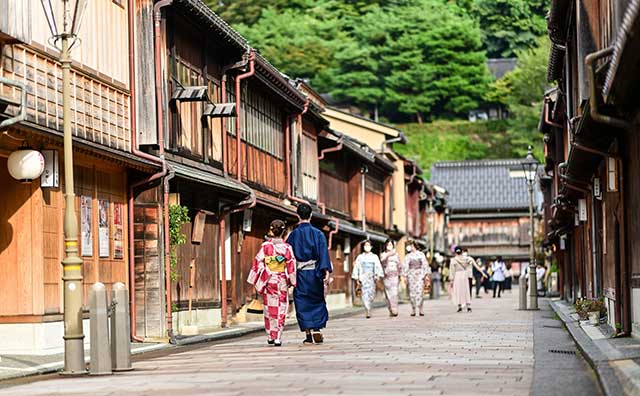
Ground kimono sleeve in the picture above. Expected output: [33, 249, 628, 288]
[420, 252, 431, 276]
[401, 256, 409, 278]
[285, 245, 297, 287]
[315, 229, 332, 274]
[352, 254, 362, 281]
[247, 245, 267, 294]
[374, 255, 384, 279]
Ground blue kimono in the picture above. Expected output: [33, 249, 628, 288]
[286, 222, 333, 331]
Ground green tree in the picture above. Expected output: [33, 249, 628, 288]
[493, 37, 550, 158]
[472, 0, 546, 58]
[331, 0, 489, 121]
[235, 8, 344, 89]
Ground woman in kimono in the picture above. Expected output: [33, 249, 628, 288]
[450, 246, 472, 312]
[352, 240, 384, 318]
[380, 239, 401, 317]
[247, 220, 296, 346]
[401, 240, 431, 316]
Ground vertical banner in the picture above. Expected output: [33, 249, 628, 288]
[98, 200, 110, 258]
[81, 196, 93, 256]
[113, 202, 124, 259]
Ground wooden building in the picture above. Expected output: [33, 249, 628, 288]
[540, 0, 640, 336]
[431, 160, 542, 273]
[0, 0, 160, 352]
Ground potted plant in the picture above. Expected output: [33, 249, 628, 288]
[574, 298, 607, 325]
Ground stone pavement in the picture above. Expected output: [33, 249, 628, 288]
[0, 291, 599, 396]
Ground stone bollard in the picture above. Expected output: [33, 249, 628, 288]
[519, 270, 527, 310]
[90, 282, 112, 375]
[111, 282, 132, 371]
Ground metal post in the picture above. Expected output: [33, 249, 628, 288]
[519, 269, 527, 310]
[89, 283, 112, 375]
[111, 282, 132, 371]
[61, 32, 86, 375]
[528, 182, 539, 310]
[429, 200, 434, 263]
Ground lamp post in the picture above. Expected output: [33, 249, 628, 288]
[40, 0, 89, 375]
[521, 146, 539, 311]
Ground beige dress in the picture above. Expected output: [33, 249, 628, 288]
[450, 256, 472, 307]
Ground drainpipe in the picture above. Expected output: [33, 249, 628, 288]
[316, 137, 344, 215]
[360, 165, 368, 232]
[328, 218, 340, 250]
[234, 50, 255, 182]
[585, 47, 631, 130]
[544, 97, 563, 129]
[125, 0, 172, 342]
[220, 53, 250, 176]
[154, 0, 175, 340]
[0, 77, 26, 131]
[380, 135, 404, 154]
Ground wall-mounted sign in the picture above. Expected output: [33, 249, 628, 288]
[607, 157, 618, 192]
[98, 200, 110, 258]
[560, 235, 566, 250]
[578, 199, 587, 222]
[192, 211, 207, 244]
[242, 209, 253, 232]
[40, 149, 59, 188]
[81, 196, 93, 256]
[113, 203, 124, 259]
[593, 178, 601, 200]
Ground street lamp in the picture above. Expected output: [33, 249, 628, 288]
[521, 146, 539, 311]
[40, 0, 90, 375]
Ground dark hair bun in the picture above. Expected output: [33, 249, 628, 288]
[269, 219, 286, 236]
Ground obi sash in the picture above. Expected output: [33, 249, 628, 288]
[408, 259, 422, 270]
[265, 255, 286, 273]
[297, 259, 317, 271]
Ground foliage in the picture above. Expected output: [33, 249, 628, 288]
[486, 37, 550, 160]
[169, 204, 190, 282]
[213, 0, 490, 121]
[471, 0, 547, 58]
[574, 298, 607, 321]
[395, 120, 511, 178]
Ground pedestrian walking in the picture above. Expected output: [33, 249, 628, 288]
[286, 203, 333, 344]
[473, 258, 487, 298]
[491, 256, 507, 298]
[450, 246, 472, 312]
[463, 249, 485, 297]
[247, 220, 297, 347]
[401, 240, 431, 316]
[380, 239, 402, 316]
[352, 240, 384, 318]
[429, 259, 442, 300]
[503, 262, 513, 292]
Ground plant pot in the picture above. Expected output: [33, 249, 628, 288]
[588, 311, 599, 325]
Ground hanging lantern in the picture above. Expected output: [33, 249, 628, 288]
[7, 147, 45, 183]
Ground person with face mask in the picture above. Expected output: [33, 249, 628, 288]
[380, 239, 401, 317]
[450, 246, 472, 312]
[401, 240, 431, 316]
[352, 240, 384, 318]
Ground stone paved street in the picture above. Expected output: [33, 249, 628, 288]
[0, 291, 587, 396]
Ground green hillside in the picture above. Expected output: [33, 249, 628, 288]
[395, 120, 512, 179]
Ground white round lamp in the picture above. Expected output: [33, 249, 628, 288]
[7, 147, 45, 183]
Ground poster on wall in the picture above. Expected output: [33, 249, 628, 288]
[113, 202, 124, 259]
[81, 196, 93, 256]
[98, 200, 110, 258]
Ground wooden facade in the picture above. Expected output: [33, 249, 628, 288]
[541, 0, 640, 335]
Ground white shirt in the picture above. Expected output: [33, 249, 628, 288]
[491, 261, 506, 282]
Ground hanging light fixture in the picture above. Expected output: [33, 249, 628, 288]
[7, 145, 45, 183]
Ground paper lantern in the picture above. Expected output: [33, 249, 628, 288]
[7, 148, 45, 183]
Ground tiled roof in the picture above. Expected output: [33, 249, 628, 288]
[430, 159, 542, 212]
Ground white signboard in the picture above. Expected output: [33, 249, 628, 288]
[40, 149, 59, 188]
[578, 199, 587, 222]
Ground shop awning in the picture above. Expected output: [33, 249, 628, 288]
[328, 220, 367, 238]
[367, 229, 388, 243]
[168, 161, 252, 197]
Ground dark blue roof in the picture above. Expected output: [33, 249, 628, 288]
[430, 159, 542, 212]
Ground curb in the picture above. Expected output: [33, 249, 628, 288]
[549, 300, 627, 396]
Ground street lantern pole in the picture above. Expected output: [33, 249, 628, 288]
[60, 29, 86, 376]
[527, 177, 538, 310]
[40, 0, 90, 374]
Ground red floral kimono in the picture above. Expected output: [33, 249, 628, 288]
[247, 238, 296, 342]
